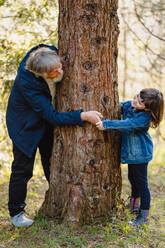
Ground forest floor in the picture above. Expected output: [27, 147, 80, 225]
[0, 161, 165, 248]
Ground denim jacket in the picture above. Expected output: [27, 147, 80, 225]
[103, 101, 153, 164]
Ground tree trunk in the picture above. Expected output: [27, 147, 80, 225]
[41, 0, 121, 226]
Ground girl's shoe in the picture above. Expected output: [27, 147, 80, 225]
[128, 209, 149, 226]
[126, 197, 140, 213]
[129, 197, 135, 211]
[132, 198, 140, 213]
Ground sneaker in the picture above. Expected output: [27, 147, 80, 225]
[11, 211, 34, 227]
[128, 209, 149, 226]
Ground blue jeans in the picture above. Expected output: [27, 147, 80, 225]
[128, 163, 150, 210]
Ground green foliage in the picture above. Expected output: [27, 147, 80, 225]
[0, 0, 6, 6]
[0, 0, 58, 87]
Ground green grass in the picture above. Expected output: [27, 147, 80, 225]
[0, 160, 165, 248]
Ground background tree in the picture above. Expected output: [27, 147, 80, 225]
[41, 0, 122, 226]
[119, 0, 165, 98]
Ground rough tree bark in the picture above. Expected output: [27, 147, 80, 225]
[41, 0, 121, 226]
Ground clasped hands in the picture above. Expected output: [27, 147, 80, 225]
[81, 111, 105, 130]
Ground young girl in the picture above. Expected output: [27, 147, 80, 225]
[96, 88, 164, 226]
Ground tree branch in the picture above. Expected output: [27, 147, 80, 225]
[121, 13, 165, 61]
[134, 2, 165, 42]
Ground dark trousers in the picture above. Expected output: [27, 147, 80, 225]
[8, 126, 54, 217]
[128, 163, 150, 210]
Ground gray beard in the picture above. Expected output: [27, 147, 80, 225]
[42, 73, 64, 107]
[46, 81, 56, 107]
[44, 72, 64, 84]
[43, 77, 61, 108]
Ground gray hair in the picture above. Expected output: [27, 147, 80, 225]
[26, 47, 61, 76]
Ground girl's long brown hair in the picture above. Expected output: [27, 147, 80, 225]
[140, 88, 164, 128]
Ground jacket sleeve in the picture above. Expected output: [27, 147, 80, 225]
[102, 114, 150, 132]
[120, 101, 132, 115]
[19, 79, 84, 127]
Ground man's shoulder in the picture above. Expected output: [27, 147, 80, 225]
[16, 69, 45, 93]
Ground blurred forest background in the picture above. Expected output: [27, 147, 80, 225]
[0, 0, 165, 180]
[0, 1, 165, 247]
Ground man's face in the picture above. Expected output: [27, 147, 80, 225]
[46, 63, 63, 83]
[131, 93, 146, 110]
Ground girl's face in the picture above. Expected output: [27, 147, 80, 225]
[132, 94, 146, 110]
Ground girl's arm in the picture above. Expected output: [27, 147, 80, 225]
[96, 114, 150, 132]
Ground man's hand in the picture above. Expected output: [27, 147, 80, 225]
[96, 121, 105, 130]
[81, 111, 103, 125]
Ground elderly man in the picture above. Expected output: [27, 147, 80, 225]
[6, 44, 102, 227]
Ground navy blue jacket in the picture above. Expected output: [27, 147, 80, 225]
[6, 44, 84, 158]
[102, 101, 153, 164]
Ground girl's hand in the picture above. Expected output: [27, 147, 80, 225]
[96, 121, 105, 130]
